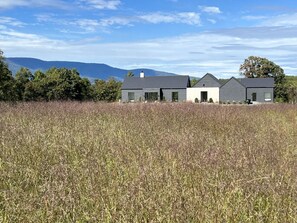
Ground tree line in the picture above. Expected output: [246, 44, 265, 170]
[1, 50, 297, 103]
[0, 50, 122, 102]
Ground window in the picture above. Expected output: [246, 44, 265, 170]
[172, 92, 179, 102]
[128, 92, 135, 102]
[145, 92, 158, 101]
[252, 93, 257, 101]
[264, 92, 272, 101]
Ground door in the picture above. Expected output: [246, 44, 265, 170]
[201, 91, 208, 102]
[252, 92, 257, 101]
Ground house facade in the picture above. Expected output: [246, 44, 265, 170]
[187, 73, 221, 103]
[121, 72, 190, 102]
[239, 78, 274, 103]
[220, 77, 246, 102]
[122, 72, 274, 103]
[220, 77, 274, 103]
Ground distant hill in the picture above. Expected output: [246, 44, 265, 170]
[6, 57, 178, 81]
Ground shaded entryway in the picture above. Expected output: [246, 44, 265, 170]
[201, 91, 208, 102]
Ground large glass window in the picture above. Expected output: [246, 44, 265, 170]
[145, 92, 158, 101]
[172, 92, 179, 102]
[264, 92, 272, 101]
[128, 92, 135, 102]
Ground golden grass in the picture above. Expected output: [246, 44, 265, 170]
[0, 102, 297, 222]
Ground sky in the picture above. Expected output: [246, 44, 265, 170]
[1, 0, 297, 78]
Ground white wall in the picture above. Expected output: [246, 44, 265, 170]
[187, 87, 220, 103]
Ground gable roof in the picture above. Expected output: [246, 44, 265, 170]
[239, 78, 274, 88]
[193, 73, 221, 87]
[220, 77, 246, 88]
[122, 75, 190, 90]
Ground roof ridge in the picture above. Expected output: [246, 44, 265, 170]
[220, 76, 246, 88]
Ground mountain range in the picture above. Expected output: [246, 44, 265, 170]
[6, 57, 177, 81]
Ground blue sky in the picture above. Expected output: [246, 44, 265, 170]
[1, 0, 297, 77]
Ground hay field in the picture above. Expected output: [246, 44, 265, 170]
[1, 102, 297, 222]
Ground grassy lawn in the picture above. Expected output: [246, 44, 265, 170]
[1, 102, 297, 222]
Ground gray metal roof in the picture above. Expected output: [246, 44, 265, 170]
[194, 73, 221, 87]
[239, 78, 274, 88]
[220, 77, 246, 88]
[122, 75, 190, 89]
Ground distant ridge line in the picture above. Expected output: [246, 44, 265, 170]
[6, 57, 178, 81]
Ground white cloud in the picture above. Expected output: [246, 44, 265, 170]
[260, 13, 297, 27]
[2, 25, 297, 77]
[73, 19, 101, 32]
[36, 14, 55, 23]
[0, 0, 28, 8]
[207, 19, 217, 24]
[80, 0, 121, 10]
[0, 17, 25, 27]
[34, 11, 200, 34]
[177, 12, 201, 25]
[103, 12, 201, 26]
[242, 15, 268, 21]
[139, 13, 176, 24]
[137, 12, 201, 25]
[35, 14, 101, 33]
[0, 0, 69, 9]
[200, 6, 221, 14]
[100, 17, 132, 27]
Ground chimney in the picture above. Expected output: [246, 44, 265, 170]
[140, 71, 145, 78]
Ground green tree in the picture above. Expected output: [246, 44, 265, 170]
[92, 78, 122, 102]
[15, 67, 33, 100]
[79, 77, 93, 100]
[44, 68, 89, 101]
[126, 71, 134, 77]
[285, 76, 297, 104]
[190, 78, 199, 87]
[105, 78, 122, 101]
[34, 70, 46, 81]
[240, 56, 287, 101]
[23, 70, 46, 101]
[92, 79, 106, 101]
[0, 50, 17, 101]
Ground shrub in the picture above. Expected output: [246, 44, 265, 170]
[209, 98, 214, 103]
[194, 98, 199, 103]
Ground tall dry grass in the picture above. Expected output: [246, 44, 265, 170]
[0, 102, 297, 222]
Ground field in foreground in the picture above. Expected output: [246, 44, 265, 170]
[1, 102, 297, 222]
